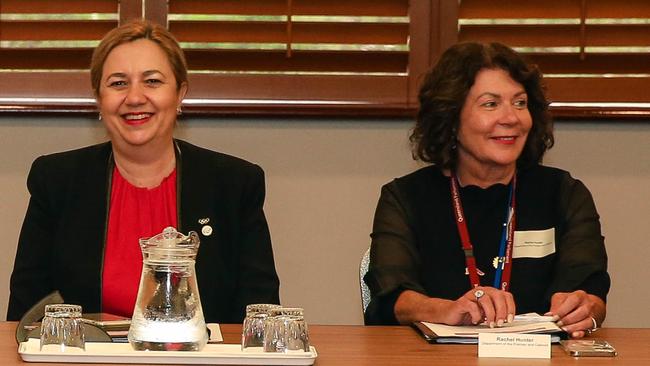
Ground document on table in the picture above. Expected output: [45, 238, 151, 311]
[414, 314, 564, 344]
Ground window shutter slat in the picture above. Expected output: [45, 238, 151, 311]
[531, 54, 650, 74]
[170, 22, 288, 43]
[170, 0, 408, 17]
[1, 21, 116, 41]
[169, 0, 288, 15]
[460, 25, 581, 48]
[171, 22, 408, 45]
[292, 0, 409, 16]
[545, 77, 650, 103]
[587, 0, 650, 18]
[586, 24, 650, 47]
[187, 74, 408, 104]
[184, 50, 407, 73]
[0, 50, 94, 70]
[459, 0, 581, 19]
[0, 0, 116, 13]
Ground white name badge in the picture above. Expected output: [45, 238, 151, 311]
[512, 227, 555, 259]
[478, 333, 551, 359]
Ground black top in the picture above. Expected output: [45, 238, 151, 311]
[364, 165, 610, 325]
[8, 140, 280, 323]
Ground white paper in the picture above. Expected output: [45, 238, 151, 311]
[207, 323, 223, 343]
[421, 318, 561, 338]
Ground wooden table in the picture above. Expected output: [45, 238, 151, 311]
[2, 322, 649, 365]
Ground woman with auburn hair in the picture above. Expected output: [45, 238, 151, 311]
[8, 20, 280, 323]
[364, 42, 609, 338]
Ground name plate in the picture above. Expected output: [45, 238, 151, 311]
[478, 333, 551, 359]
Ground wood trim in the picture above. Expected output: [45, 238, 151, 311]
[120, 0, 143, 24]
[3, 100, 650, 120]
[0, 101, 415, 117]
[438, 0, 460, 53]
[407, 0, 433, 107]
[145, 0, 168, 27]
[549, 105, 650, 120]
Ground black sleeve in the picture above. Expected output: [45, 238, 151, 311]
[230, 164, 280, 321]
[7, 157, 57, 321]
[547, 174, 610, 302]
[363, 182, 427, 325]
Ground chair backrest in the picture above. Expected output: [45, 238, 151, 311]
[359, 247, 371, 314]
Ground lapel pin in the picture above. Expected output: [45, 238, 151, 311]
[201, 225, 213, 236]
[198, 218, 210, 225]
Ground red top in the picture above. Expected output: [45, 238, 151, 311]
[101, 166, 177, 317]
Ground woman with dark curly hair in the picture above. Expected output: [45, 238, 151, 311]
[364, 42, 609, 338]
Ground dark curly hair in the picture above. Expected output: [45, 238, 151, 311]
[410, 42, 554, 169]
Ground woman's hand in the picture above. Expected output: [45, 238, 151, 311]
[394, 288, 516, 327]
[545, 290, 606, 338]
[448, 286, 516, 327]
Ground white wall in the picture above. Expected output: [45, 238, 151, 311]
[1, 116, 648, 327]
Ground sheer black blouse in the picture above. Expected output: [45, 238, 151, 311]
[364, 165, 610, 325]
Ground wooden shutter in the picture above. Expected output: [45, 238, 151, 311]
[167, 0, 430, 115]
[0, 0, 118, 106]
[457, 0, 650, 118]
[1, 0, 437, 116]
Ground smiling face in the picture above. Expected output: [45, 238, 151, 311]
[98, 38, 187, 151]
[456, 68, 532, 177]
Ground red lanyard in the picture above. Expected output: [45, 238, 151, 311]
[450, 172, 517, 290]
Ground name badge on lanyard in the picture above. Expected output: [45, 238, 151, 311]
[450, 172, 517, 291]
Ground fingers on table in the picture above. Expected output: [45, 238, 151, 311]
[474, 289, 515, 327]
[562, 315, 596, 337]
[465, 297, 485, 325]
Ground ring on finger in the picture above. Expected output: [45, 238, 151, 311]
[474, 289, 485, 301]
[585, 317, 598, 335]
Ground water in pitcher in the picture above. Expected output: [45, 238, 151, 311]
[128, 227, 208, 351]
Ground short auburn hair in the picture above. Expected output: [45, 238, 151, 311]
[90, 20, 188, 98]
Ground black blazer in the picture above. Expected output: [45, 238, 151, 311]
[7, 139, 280, 322]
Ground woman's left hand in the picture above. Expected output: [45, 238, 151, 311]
[545, 290, 606, 338]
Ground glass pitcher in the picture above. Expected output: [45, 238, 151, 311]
[128, 226, 208, 351]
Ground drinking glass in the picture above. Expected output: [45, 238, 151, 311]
[263, 307, 310, 353]
[241, 303, 281, 351]
[40, 304, 85, 352]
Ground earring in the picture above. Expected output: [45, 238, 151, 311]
[98, 113, 102, 121]
[176, 106, 182, 115]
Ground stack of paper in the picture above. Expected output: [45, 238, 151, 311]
[414, 313, 564, 344]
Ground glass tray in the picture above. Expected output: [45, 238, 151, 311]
[19, 339, 317, 365]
